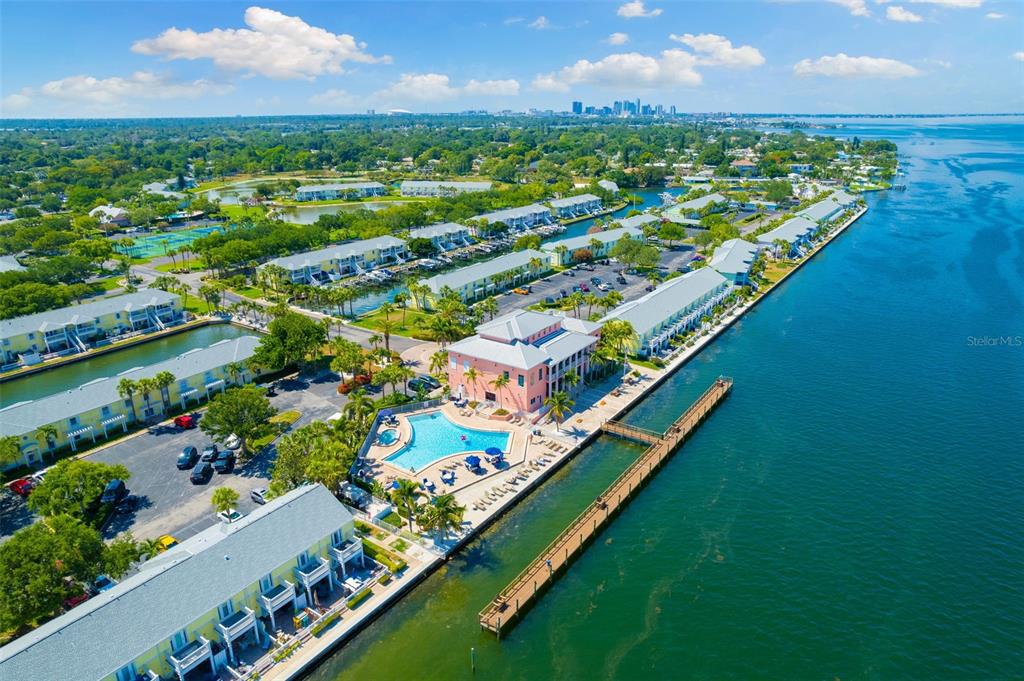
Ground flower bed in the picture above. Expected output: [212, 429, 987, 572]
[346, 587, 373, 609]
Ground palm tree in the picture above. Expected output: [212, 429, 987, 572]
[419, 494, 466, 541]
[136, 377, 157, 419]
[140, 538, 163, 559]
[390, 479, 423, 533]
[224, 362, 244, 386]
[211, 487, 240, 515]
[563, 369, 580, 396]
[429, 350, 448, 378]
[584, 292, 600, 319]
[117, 378, 139, 424]
[153, 371, 177, 413]
[544, 391, 575, 432]
[393, 292, 409, 325]
[36, 424, 58, 457]
[343, 388, 374, 426]
[379, 302, 395, 323]
[477, 297, 499, 321]
[464, 367, 480, 401]
[379, 317, 395, 353]
[489, 372, 509, 409]
[554, 244, 570, 266]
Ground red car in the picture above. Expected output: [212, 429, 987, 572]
[63, 592, 90, 610]
[174, 414, 196, 429]
[7, 478, 34, 497]
[354, 374, 372, 385]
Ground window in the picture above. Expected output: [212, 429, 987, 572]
[171, 629, 188, 651]
[449, 357, 456, 368]
[259, 573, 274, 592]
[217, 600, 234, 620]
[518, 374, 524, 387]
[101, 406, 111, 417]
[115, 663, 137, 681]
[296, 550, 309, 568]
[331, 529, 343, 544]
[503, 371, 509, 380]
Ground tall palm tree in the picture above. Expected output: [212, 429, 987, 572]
[393, 292, 409, 325]
[584, 292, 600, 319]
[544, 391, 575, 432]
[379, 302, 395, 322]
[464, 367, 479, 401]
[390, 479, 422, 533]
[379, 317, 395, 353]
[563, 370, 580, 396]
[343, 388, 374, 426]
[153, 371, 177, 413]
[117, 378, 139, 424]
[429, 350, 448, 378]
[36, 424, 58, 457]
[477, 297, 499, 321]
[419, 494, 466, 541]
[135, 378, 156, 418]
[489, 374, 510, 409]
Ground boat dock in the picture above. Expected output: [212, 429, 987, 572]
[478, 377, 733, 636]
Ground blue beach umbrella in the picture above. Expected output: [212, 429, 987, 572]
[379, 409, 394, 418]
[465, 455, 481, 467]
[485, 447, 503, 457]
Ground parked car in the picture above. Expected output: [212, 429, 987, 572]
[354, 374, 372, 385]
[418, 374, 441, 390]
[200, 444, 219, 463]
[7, 478, 34, 497]
[250, 487, 269, 505]
[217, 508, 244, 524]
[177, 446, 199, 469]
[561, 269, 572, 276]
[99, 479, 127, 505]
[156, 534, 179, 552]
[597, 283, 612, 292]
[511, 287, 530, 295]
[30, 469, 48, 486]
[590, 277, 602, 285]
[63, 592, 90, 610]
[544, 296, 555, 305]
[579, 283, 591, 292]
[114, 495, 140, 515]
[616, 275, 628, 285]
[213, 451, 236, 473]
[645, 284, 656, 292]
[224, 434, 242, 451]
[190, 462, 213, 484]
[174, 414, 196, 429]
[559, 289, 568, 298]
[91, 575, 117, 594]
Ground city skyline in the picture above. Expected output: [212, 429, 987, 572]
[1, 1, 1022, 118]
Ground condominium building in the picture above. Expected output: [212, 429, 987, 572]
[260, 236, 408, 286]
[0, 484, 364, 681]
[417, 249, 551, 309]
[399, 180, 492, 197]
[666, 192, 730, 220]
[0, 335, 260, 468]
[474, 204, 553, 231]
[548, 193, 602, 219]
[615, 213, 662, 230]
[406, 222, 473, 252]
[294, 182, 386, 201]
[597, 179, 619, 196]
[601, 268, 731, 357]
[447, 309, 601, 412]
[756, 215, 818, 256]
[709, 238, 762, 286]
[0, 290, 183, 367]
[541, 226, 643, 266]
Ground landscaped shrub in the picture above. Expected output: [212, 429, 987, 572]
[310, 611, 341, 637]
[346, 587, 373, 609]
[361, 539, 408, 573]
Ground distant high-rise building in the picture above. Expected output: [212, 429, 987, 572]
[571, 100, 583, 114]
[670, 105, 677, 115]
[584, 105, 596, 114]
[635, 98, 641, 113]
[613, 100, 623, 115]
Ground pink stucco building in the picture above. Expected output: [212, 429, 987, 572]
[446, 309, 601, 413]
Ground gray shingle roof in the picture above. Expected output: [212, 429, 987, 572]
[423, 249, 549, 294]
[295, 182, 384, 193]
[541, 226, 642, 255]
[0, 335, 260, 438]
[536, 329, 599, 364]
[477, 310, 560, 342]
[0, 255, 25, 273]
[263, 236, 406, 270]
[474, 204, 551, 225]
[400, 180, 491, 191]
[616, 213, 661, 230]
[601, 268, 729, 338]
[796, 198, 842, 223]
[0, 485, 352, 681]
[407, 222, 469, 241]
[709, 239, 761, 276]
[0, 290, 180, 339]
[676, 192, 729, 211]
[548, 193, 601, 209]
[448, 335, 551, 370]
[757, 216, 817, 245]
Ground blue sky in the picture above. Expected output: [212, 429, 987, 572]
[1, 0, 1021, 117]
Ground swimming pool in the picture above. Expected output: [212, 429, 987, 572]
[377, 429, 399, 446]
[385, 411, 510, 473]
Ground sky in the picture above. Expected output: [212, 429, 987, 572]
[1, 0, 1021, 118]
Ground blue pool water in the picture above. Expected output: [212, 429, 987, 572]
[385, 411, 510, 472]
[377, 429, 399, 446]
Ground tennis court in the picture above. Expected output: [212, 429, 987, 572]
[114, 225, 227, 258]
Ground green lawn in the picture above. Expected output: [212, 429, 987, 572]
[353, 307, 437, 341]
[761, 260, 797, 286]
[154, 261, 206, 273]
[249, 410, 302, 451]
[230, 285, 265, 300]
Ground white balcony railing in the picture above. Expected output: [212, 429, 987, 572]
[169, 636, 211, 673]
[217, 607, 256, 642]
[331, 539, 363, 565]
[259, 580, 295, 612]
[294, 556, 330, 589]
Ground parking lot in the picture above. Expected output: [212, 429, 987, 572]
[495, 247, 697, 317]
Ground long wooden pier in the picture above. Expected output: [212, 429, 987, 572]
[478, 377, 733, 635]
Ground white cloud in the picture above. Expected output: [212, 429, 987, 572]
[606, 32, 630, 45]
[1, 91, 32, 113]
[921, 58, 952, 68]
[1014, 51, 1024, 61]
[828, 0, 871, 16]
[908, 0, 982, 6]
[308, 88, 357, 108]
[373, 73, 520, 104]
[668, 33, 765, 68]
[528, 16, 550, 29]
[984, 12, 1005, 18]
[533, 50, 700, 92]
[887, 5, 924, 20]
[132, 6, 390, 81]
[794, 53, 921, 78]
[617, 1, 663, 19]
[503, 17, 524, 25]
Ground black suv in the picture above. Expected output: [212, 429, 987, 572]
[177, 446, 198, 469]
[190, 462, 213, 484]
[200, 444, 219, 463]
[213, 451, 236, 473]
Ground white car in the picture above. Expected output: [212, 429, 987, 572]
[597, 283, 612, 292]
[250, 488, 269, 505]
[224, 434, 242, 451]
[218, 508, 244, 523]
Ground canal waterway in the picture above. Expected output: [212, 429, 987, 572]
[307, 118, 1024, 680]
[0, 324, 254, 408]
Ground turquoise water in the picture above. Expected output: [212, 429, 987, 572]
[553, 187, 683, 241]
[0, 324, 254, 408]
[377, 429, 399, 446]
[310, 118, 1023, 680]
[385, 411, 511, 472]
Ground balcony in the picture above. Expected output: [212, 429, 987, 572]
[259, 580, 295, 613]
[331, 539, 364, 567]
[217, 607, 256, 643]
[294, 556, 331, 590]
[169, 636, 211, 675]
